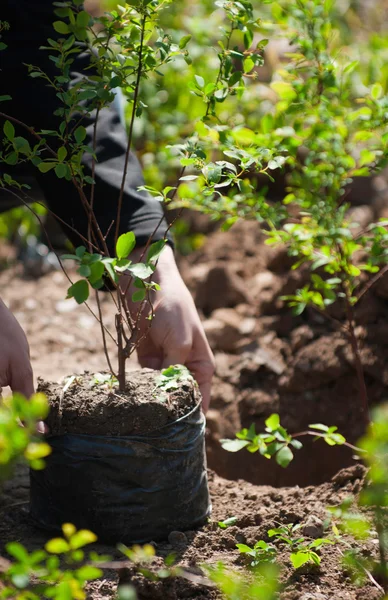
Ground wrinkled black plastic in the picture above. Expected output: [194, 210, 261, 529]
[30, 402, 210, 543]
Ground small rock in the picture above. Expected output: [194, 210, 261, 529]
[301, 515, 324, 539]
[299, 593, 328, 600]
[56, 299, 78, 313]
[196, 265, 250, 314]
[290, 325, 315, 352]
[168, 531, 188, 546]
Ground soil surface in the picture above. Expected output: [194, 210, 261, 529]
[0, 463, 379, 600]
[40, 370, 200, 436]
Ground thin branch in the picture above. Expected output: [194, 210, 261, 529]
[292, 430, 365, 454]
[95, 289, 117, 376]
[114, 12, 147, 245]
[357, 263, 388, 303]
[3, 187, 117, 345]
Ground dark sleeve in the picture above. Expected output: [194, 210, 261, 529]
[0, 5, 172, 256]
[36, 50, 172, 255]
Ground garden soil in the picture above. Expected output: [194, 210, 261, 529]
[1, 191, 388, 597]
[40, 370, 200, 436]
[0, 463, 379, 599]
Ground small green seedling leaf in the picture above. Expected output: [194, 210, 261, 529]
[45, 538, 70, 554]
[218, 517, 238, 529]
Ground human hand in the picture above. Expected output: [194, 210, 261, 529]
[0, 298, 34, 399]
[125, 245, 215, 412]
[0, 300, 46, 433]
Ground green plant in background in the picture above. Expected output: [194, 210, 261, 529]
[166, 0, 388, 428]
[237, 540, 278, 568]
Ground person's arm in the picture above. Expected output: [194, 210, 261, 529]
[0, 299, 34, 398]
[125, 245, 215, 412]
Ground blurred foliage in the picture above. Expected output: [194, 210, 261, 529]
[0, 393, 51, 481]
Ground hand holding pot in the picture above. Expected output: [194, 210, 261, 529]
[126, 245, 215, 412]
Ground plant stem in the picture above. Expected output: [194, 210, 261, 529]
[116, 312, 126, 392]
[344, 295, 371, 427]
[114, 12, 147, 245]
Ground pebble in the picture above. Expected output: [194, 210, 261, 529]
[168, 531, 188, 546]
[302, 515, 324, 539]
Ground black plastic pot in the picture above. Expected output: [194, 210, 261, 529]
[30, 402, 210, 543]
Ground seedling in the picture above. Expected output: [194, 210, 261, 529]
[91, 372, 119, 391]
[268, 523, 334, 569]
[236, 541, 278, 568]
[218, 516, 238, 529]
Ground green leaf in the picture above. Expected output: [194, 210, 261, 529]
[236, 543, 254, 553]
[67, 280, 89, 304]
[6, 542, 29, 562]
[147, 239, 166, 264]
[69, 529, 97, 549]
[195, 74, 205, 88]
[218, 516, 238, 529]
[290, 551, 311, 569]
[38, 162, 56, 173]
[371, 83, 383, 100]
[53, 21, 70, 34]
[74, 126, 87, 143]
[309, 423, 329, 432]
[220, 438, 250, 452]
[265, 414, 280, 431]
[0, 95, 12, 102]
[55, 163, 67, 178]
[118, 585, 137, 600]
[132, 289, 146, 302]
[76, 565, 102, 581]
[76, 10, 90, 28]
[276, 445, 293, 468]
[179, 35, 192, 49]
[25, 442, 51, 461]
[57, 146, 67, 162]
[78, 264, 91, 277]
[45, 537, 70, 554]
[4, 120, 15, 141]
[128, 263, 154, 280]
[5, 152, 18, 165]
[88, 261, 105, 284]
[116, 232, 136, 259]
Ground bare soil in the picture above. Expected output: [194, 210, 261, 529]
[40, 370, 200, 436]
[1, 193, 388, 598]
[0, 463, 378, 599]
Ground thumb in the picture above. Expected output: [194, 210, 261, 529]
[10, 357, 34, 399]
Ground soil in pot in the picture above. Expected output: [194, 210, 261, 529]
[39, 368, 200, 436]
